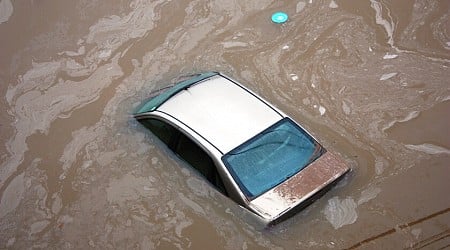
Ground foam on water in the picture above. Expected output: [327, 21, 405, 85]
[370, 0, 396, 46]
[405, 143, 450, 155]
[0, 0, 13, 24]
[323, 197, 358, 229]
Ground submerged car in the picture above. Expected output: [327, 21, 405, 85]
[134, 72, 350, 225]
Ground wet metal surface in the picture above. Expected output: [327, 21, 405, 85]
[252, 152, 350, 221]
[0, 0, 449, 249]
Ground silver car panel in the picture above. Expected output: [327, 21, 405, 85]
[134, 72, 351, 225]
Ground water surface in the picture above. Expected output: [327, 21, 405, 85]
[0, 0, 449, 249]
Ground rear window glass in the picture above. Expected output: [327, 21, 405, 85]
[222, 118, 325, 199]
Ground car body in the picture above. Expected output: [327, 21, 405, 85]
[134, 72, 350, 225]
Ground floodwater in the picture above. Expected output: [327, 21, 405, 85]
[0, 0, 449, 249]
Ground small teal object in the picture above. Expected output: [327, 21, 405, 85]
[271, 12, 288, 24]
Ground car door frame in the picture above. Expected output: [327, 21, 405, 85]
[135, 112, 248, 204]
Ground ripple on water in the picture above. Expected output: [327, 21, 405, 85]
[385, 100, 450, 149]
[106, 173, 159, 204]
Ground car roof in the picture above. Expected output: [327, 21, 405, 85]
[156, 74, 283, 154]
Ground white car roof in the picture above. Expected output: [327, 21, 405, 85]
[156, 75, 283, 154]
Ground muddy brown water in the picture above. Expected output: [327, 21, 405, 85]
[0, 0, 449, 249]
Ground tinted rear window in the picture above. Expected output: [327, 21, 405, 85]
[222, 118, 325, 199]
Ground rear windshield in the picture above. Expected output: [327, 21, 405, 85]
[222, 118, 325, 199]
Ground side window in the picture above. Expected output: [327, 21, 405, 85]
[140, 118, 227, 195]
[175, 133, 227, 195]
[140, 119, 177, 146]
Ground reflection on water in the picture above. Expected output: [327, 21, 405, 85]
[1, 0, 449, 248]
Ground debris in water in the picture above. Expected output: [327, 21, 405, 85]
[222, 41, 248, 49]
[383, 53, 399, 59]
[329, 0, 338, 8]
[319, 106, 326, 115]
[342, 101, 351, 115]
[379, 72, 397, 81]
[271, 12, 288, 24]
[405, 143, 450, 155]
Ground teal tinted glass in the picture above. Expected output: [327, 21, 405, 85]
[134, 72, 218, 114]
[222, 118, 324, 199]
